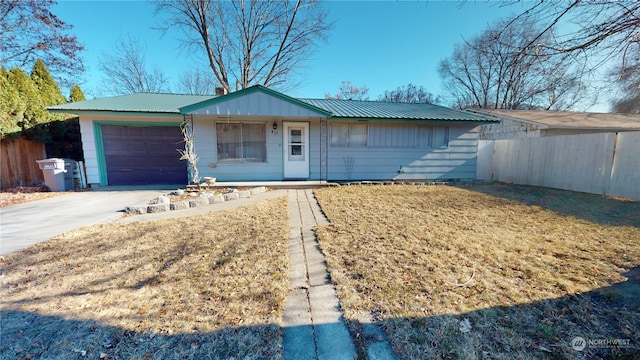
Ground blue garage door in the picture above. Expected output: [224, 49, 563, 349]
[102, 125, 187, 185]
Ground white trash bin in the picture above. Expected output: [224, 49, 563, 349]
[36, 158, 75, 191]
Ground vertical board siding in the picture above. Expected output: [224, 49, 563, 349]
[79, 118, 99, 185]
[189, 92, 324, 118]
[608, 132, 640, 200]
[489, 131, 640, 200]
[327, 124, 479, 181]
[1, 137, 47, 188]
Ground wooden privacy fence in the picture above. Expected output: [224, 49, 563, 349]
[1, 137, 47, 188]
[477, 131, 640, 200]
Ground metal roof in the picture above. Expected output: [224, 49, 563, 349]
[300, 98, 495, 122]
[48, 93, 215, 114]
[48, 88, 495, 123]
[476, 109, 640, 130]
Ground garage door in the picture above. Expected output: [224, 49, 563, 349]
[102, 125, 187, 185]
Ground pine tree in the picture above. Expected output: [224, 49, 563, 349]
[7, 67, 44, 131]
[69, 84, 86, 102]
[0, 67, 24, 137]
[31, 59, 66, 106]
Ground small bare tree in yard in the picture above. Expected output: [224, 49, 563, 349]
[178, 119, 199, 186]
[156, 0, 332, 92]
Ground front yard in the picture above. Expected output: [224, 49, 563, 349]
[314, 184, 640, 359]
[0, 198, 289, 360]
[2, 183, 638, 359]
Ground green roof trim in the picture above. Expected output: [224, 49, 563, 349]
[178, 85, 332, 116]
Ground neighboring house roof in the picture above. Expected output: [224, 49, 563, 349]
[476, 109, 640, 130]
[49, 85, 496, 123]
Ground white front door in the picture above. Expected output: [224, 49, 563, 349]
[283, 122, 310, 179]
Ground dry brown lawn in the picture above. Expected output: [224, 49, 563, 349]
[314, 184, 640, 360]
[0, 186, 65, 207]
[0, 198, 289, 360]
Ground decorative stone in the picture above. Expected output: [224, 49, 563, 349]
[210, 194, 225, 203]
[147, 204, 169, 213]
[124, 205, 147, 215]
[170, 189, 185, 196]
[170, 201, 190, 210]
[238, 190, 251, 198]
[249, 186, 266, 195]
[189, 198, 209, 207]
[188, 192, 198, 197]
[224, 192, 239, 201]
[156, 195, 170, 204]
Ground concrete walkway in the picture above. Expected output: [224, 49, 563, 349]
[283, 189, 356, 359]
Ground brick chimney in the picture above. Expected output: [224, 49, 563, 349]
[215, 87, 227, 96]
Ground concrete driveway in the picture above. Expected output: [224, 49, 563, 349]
[0, 189, 167, 256]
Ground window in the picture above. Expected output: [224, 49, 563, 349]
[330, 123, 368, 147]
[416, 125, 450, 148]
[217, 122, 266, 162]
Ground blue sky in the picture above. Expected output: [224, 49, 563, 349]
[53, 1, 608, 111]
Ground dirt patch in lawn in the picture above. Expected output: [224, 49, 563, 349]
[314, 184, 640, 359]
[0, 186, 66, 207]
[0, 197, 289, 360]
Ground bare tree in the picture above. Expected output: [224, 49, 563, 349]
[507, 1, 640, 65]
[156, 0, 332, 92]
[98, 36, 169, 94]
[325, 80, 369, 100]
[0, 0, 84, 85]
[176, 68, 218, 95]
[438, 17, 586, 110]
[379, 83, 440, 104]
[609, 43, 640, 113]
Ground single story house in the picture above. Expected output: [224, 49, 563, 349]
[472, 109, 640, 140]
[49, 85, 496, 187]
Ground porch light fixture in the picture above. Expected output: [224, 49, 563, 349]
[273, 122, 278, 130]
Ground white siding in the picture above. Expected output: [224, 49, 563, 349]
[326, 123, 479, 181]
[188, 92, 324, 118]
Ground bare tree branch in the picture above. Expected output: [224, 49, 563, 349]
[156, 0, 332, 92]
[98, 35, 170, 94]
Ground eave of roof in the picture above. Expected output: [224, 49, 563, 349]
[473, 109, 640, 130]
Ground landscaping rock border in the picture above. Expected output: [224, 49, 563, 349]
[124, 186, 267, 215]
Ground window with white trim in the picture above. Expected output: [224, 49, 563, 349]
[216, 122, 266, 162]
[416, 125, 450, 148]
[330, 123, 368, 147]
